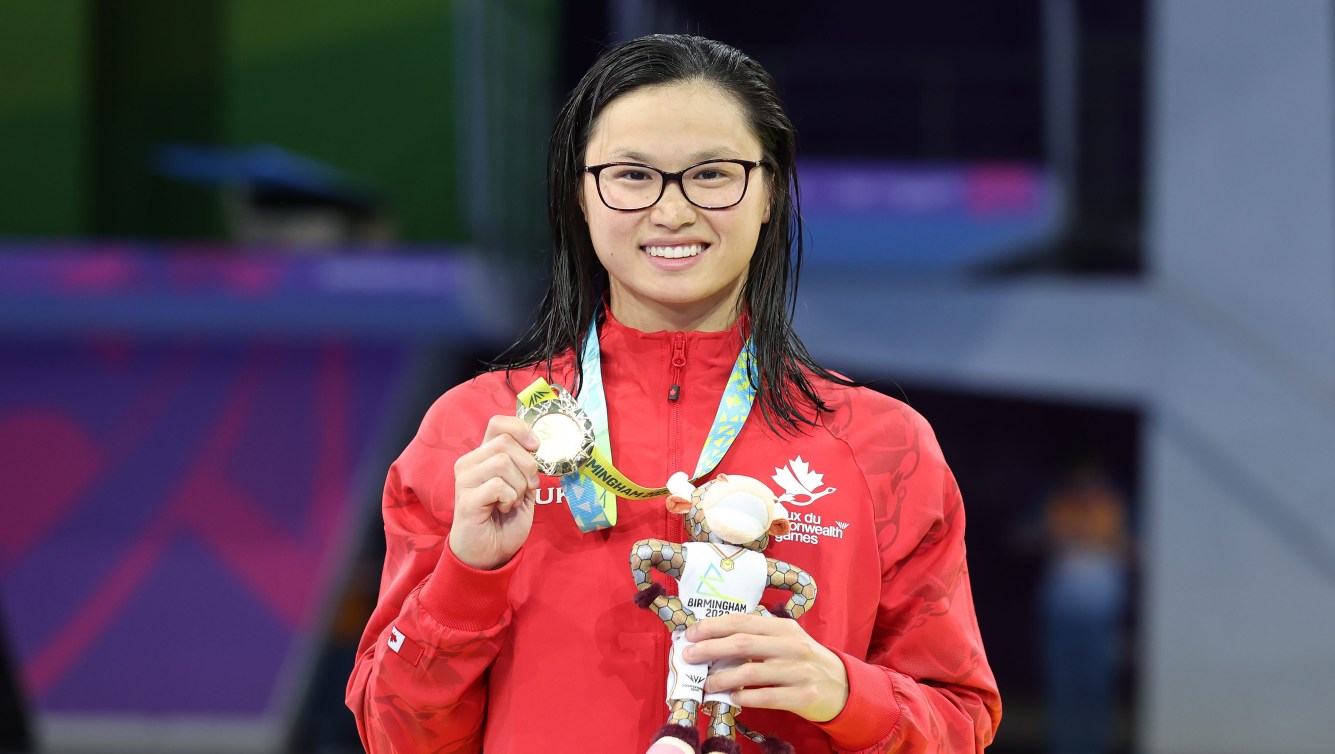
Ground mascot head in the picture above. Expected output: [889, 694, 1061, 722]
[665, 472, 791, 550]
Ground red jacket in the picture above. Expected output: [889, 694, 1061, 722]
[347, 311, 1001, 753]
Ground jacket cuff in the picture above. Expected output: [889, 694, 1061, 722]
[419, 545, 523, 632]
[813, 650, 902, 751]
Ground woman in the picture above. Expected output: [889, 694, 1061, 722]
[347, 34, 1000, 754]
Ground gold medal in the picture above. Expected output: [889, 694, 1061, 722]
[516, 384, 595, 477]
[720, 558, 735, 571]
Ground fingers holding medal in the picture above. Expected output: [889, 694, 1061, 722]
[449, 415, 543, 570]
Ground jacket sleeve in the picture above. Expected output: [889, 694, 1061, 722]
[345, 385, 521, 754]
[815, 399, 1002, 753]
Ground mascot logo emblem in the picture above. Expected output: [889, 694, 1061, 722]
[771, 456, 837, 507]
[696, 563, 744, 605]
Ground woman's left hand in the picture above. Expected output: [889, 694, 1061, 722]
[682, 613, 849, 723]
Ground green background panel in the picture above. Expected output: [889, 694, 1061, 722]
[225, 0, 462, 242]
[0, 0, 555, 246]
[0, 1, 86, 237]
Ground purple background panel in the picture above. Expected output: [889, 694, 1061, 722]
[0, 338, 411, 716]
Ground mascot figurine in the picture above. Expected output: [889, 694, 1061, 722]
[630, 472, 817, 754]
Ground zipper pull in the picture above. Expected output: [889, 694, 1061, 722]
[669, 333, 686, 401]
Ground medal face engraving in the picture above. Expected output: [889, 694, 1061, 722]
[517, 384, 595, 477]
[532, 413, 582, 465]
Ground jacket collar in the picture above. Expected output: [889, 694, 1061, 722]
[597, 306, 748, 376]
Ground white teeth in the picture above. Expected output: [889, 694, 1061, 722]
[643, 244, 704, 259]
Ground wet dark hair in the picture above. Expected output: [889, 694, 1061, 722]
[495, 33, 854, 431]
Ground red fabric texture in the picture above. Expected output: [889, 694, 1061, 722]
[346, 311, 1001, 753]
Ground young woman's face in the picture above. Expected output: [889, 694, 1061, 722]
[581, 81, 771, 332]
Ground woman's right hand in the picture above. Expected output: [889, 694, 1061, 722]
[448, 416, 542, 570]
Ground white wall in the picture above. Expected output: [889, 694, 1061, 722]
[1144, 1, 1335, 751]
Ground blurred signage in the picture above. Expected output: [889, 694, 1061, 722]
[0, 245, 522, 340]
[799, 161, 1063, 271]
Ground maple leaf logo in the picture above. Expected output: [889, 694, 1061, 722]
[771, 456, 837, 507]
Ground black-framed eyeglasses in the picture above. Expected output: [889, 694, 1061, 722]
[583, 158, 768, 211]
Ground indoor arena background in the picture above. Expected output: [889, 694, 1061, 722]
[1, 2, 1331, 753]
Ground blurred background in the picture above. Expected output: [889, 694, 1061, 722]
[0, 1, 1331, 752]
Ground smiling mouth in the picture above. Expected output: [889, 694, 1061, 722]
[642, 243, 708, 259]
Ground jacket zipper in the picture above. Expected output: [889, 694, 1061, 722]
[668, 332, 686, 468]
[661, 333, 689, 683]
[671, 332, 688, 547]
[667, 332, 687, 546]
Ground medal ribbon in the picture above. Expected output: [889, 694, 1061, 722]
[517, 318, 757, 532]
